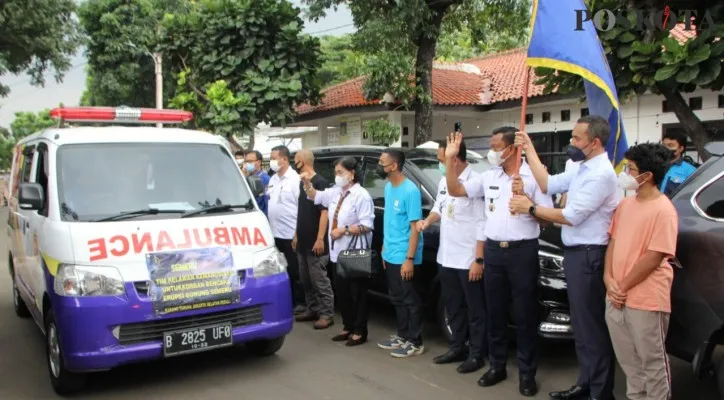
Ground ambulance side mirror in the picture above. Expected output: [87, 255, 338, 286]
[19, 183, 44, 211]
[246, 175, 264, 198]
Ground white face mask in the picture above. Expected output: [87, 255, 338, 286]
[269, 160, 280, 172]
[236, 159, 244, 166]
[487, 147, 511, 166]
[335, 175, 351, 187]
[617, 172, 642, 191]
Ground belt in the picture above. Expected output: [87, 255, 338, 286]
[486, 238, 537, 249]
[564, 244, 607, 251]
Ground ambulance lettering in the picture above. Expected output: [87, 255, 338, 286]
[87, 226, 268, 261]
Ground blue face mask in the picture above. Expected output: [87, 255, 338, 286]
[245, 163, 256, 173]
[438, 162, 446, 176]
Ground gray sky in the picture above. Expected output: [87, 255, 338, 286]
[0, 1, 354, 128]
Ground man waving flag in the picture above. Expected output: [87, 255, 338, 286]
[526, 0, 628, 171]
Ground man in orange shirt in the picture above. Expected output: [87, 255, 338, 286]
[604, 143, 678, 400]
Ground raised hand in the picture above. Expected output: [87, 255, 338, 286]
[445, 132, 463, 159]
[515, 131, 533, 150]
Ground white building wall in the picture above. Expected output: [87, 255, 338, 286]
[427, 89, 723, 146]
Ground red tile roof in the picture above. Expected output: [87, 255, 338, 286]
[296, 24, 698, 117]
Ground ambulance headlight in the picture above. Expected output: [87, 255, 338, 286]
[253, 248, 287, 278]
[54, 264, 126, 297]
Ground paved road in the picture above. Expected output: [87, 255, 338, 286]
[0, 221, 718, 399]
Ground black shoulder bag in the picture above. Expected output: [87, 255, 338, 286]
[336, 232, 377, 279]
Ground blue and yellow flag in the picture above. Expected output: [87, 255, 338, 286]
[527, 0, 628, 171]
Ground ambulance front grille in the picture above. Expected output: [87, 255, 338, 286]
[117, 306, 263, 345]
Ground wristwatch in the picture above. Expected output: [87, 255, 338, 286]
[344, 225, 350, 236]
[475, 257, 485, 265]
[529, 205, 537, 216]
[406, 256, 415, 261]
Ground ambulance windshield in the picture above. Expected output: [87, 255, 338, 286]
[56, 143, 252, 222]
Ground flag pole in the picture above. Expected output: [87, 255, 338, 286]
[510, 64, 530, 216]
[514, 66, 531, 177]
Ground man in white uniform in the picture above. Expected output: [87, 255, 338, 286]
[267, 145, 304, 312]
[417, 140, 487, 374]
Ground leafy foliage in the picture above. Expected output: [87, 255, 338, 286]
[364, 119, 401, 146]
[10, 109, 55, 138]
[318, 35, 370, 87]
[78, 0, 186, 107]
[0, 0, 82, 97]
[533, 0, 724, 156]
[159, 0, 323, 145]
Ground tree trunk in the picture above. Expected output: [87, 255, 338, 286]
[656, 83, 712, 161]
[412, 10, 446, 146]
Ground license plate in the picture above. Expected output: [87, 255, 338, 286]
[163, 323, 233, 357]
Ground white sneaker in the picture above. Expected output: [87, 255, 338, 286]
[390, 341, 425, 358]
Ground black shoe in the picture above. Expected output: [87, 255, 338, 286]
[433, 350, 468, 365]
[456, 357, 484, 374]
[549, 385, 590, 400]
[477, 368, 507, 387]
[519, 377, 538, 397]
[345, 333, 367, 347]
[331, 332, 351, 342]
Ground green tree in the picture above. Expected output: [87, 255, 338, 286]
[78, 0, 185, 107]
[534, 0, 724, 160]
[318, 35, 370, 87]
[364, 119, 401, 146]
[159, 0, 324, 149]
[0, 0, 82, 97]
[10, 109, 56, 138]
[305, 0, 530, 145]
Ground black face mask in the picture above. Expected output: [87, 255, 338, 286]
[376, 164, 389, 179]
[566, 145, 586, 162]
[294, 162, 303, 171]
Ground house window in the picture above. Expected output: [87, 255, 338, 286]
[403, 127, 409, 136]
[662, 100, 671, 113]
[401, 141, 409, 148]
[561, 110, 571, 122]
[689, 96, 703, 110]
[581, 108, 589, 117]
[542, 112, 551, 123]
[719, 95, 724, 108]
[525, 114, 534, 124]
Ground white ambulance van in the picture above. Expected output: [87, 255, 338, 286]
[7, 106, 292, 394]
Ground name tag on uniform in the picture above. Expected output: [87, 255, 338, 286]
[440, 190, 447, 195]
[489, 186, 499, 190]
[447, 202, 455, 219]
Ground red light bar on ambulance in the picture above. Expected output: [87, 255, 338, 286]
[49, 106, 193, 124]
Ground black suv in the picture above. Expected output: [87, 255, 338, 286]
[664, 141, 724, 398]
[303, 145, 572, 342]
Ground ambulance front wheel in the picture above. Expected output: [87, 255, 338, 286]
[45, 310, 86, 396]
[245, 336, 286, 357]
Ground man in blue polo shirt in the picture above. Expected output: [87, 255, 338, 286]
[375, 148, 425, 358]
[661, 131, 697, 196]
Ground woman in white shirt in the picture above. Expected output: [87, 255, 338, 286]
[301, 156, 375, 347]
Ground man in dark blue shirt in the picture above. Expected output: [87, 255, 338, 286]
[661, 132, 696, 196]
[243, 150, 270, 215]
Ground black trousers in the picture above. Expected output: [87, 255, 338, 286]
[386, 263, 425, 346]
[564, 245, 615, 400]
[274, 237, 305, 307]
[484, 239, 540, 378]
[333, 262, 370, 336]
[439, 266, 488, 359]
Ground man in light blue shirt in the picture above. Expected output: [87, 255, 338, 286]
[375, 148, 425, 358]
[510, 116, 619, 400]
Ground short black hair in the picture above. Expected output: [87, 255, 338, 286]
[662, 131, 687, 148]
[492, 126, 517, 147]
[436, 139, 466, 161]
[382, 148, 405, 170]
[334, 156, 362, 183]
[271, 145, 290, 160]
[234, 150, 245, 157]
[624, 143, 674, 186]
[246, 150, 263, 162]
[578, 115, 611, 147]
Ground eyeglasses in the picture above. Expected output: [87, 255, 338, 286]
[623, 165, 639, 174]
